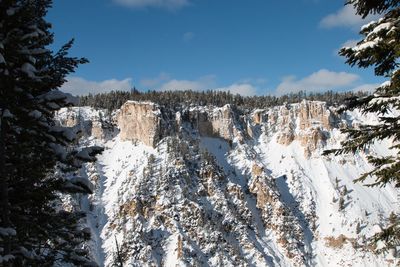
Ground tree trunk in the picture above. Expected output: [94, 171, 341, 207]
[115, 235, 124, 267]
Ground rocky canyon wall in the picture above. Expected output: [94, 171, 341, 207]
[117, 101, 162, 147]
[115, 100, 339, 157]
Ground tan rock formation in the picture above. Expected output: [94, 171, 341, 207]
[177, 235, 183, 259]
[298, 100, 335, 130]
[251, 163, 264, 177]
[91, 121, 105, 139]
[252, 109, 264, 125]
[190, 104, 245, 142]
[119, 199, 143, 217]
[227, 183, 245, 200]
[117, 101, 161, 147]
[297, 127, 326, 155]
[64, 114, 78, 127]
[57, 107, 114, 140]
[270, 100, 336, 157]
[250, 177, 276, 207]
[277, 130, 295, 146]
[210, 105, 235, 140]
[249, 171, 306, 266]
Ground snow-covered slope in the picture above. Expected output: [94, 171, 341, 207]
[56, 101, 399, 267]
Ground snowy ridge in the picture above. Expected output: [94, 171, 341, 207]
[56, 101, 399, 267]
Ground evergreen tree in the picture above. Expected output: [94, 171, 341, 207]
[325, 0, 400, 253]
[338, 197, 345, 211]
[356, 221, 361, 234]
[0, 0, 102, 265]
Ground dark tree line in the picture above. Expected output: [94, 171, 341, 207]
[79, 89, 369, 111]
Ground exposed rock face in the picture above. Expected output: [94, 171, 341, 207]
[262, 100, 337, 157]
[56, 107, 113, 140]
[57, 102, 397, 267]
[251, 163, 264, 177]
[91, 121, 106, 140]
[299, 127, 327, 158]
[63, 112, 79, 127]
[208, 105, 236, 140]
[298, 100, 335, 130]
[116, 100, 335, 155]
[117, 101, 244, 147]
[277, 129, 295, 146]
[59, 100, 336, 156]
[117, 101, 162, 147]
[193, 111, 215, 137]
[252, 109, 264, 125]
[249, 162, 306, 266]
[186, 104, 245, 142]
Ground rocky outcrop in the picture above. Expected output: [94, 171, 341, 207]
[115, 100, 334, 154]
[91, 121, 106, 140]
[56, 107, 113, 140]
[63, 112, 79, 127]
[249, 163, 306, 266]
[59, 100, 336, 156]
[277, 129, 295, 146]
[252, 109, 264, 125]
[298, 100, 335, 130]
[185, 104, 245, 142]
[299, 127, 327, 158]
[117, 101, 162, 147]
[58, 102, 396, 267]
[264, 100, 337, 157]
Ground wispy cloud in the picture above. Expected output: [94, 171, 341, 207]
[215, 83, 258, 96]
[140, 73, 259, 96]
[61, 77, 132, 96]
[113, 0, 190, 10]
[275, 69, 359, 95]
[140, 72, 170, 88]
[183, 31, 195, 42]
[320, 5, 379, 29]
[158, 75, 217, 91]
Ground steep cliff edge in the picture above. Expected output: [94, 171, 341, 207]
[56, 101, 399, 267]
[114, 100, 337, 157]
[253, 100, 338, 158]
[117, 101, 162, 147]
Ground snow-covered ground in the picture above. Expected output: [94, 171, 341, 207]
[57, 104, 399, 266]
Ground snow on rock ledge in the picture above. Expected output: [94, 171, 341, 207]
[56, 102, 398, 267]
[267, 100, 338, 157]
[56, 107, 114, 140]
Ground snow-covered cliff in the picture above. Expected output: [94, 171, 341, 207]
[56, 100, 399, 267]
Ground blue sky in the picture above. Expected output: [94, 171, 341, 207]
[48, 0, 383, 96]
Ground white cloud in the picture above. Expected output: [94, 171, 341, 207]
[351, 83, 380, 93]
[141, 73, 259, 96]
[216, 83, 258, 96]
[320, 5, 379, 29]
[61, 77, 132, 96]
[238, 77, 267, 86]
[114, 0, 189, 10]
[140, 72, 170, 88]
[159, 75, 216, 91]
[275, 69, 359, 95]
[183, 31, 195, 42]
